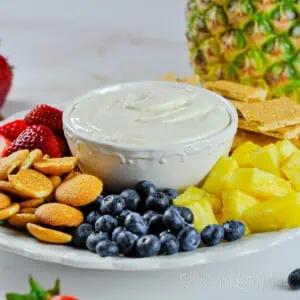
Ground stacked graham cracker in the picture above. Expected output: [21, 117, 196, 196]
[204, 81, 300, 151]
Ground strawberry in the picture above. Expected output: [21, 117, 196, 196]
[52, 296, 79, 300]
[7, 125, 61, 157]
[0, 133, 11, 157]
[55, 135, 68, 155]
[0, 55, 13, 109]
[25, 104, 63, 133]
[0, 119, 28, 140]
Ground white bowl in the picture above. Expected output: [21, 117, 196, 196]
[63, 81, 238, 191]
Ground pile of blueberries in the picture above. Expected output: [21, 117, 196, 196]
[72, 181, 245, 258]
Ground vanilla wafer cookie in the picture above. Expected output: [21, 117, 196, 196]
[55, 174, 103, 207]
[9, 169, 53, 198]
[27, 223, 72, 244]
[0, 193, 11, 210]
[35, 203, 83, 227]
[33, 157, 77, 176]
[8, 213, 39, 228]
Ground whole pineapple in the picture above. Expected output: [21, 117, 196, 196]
[186, 0, 300, 101]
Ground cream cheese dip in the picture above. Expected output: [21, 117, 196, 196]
[67, 82, 231, 148]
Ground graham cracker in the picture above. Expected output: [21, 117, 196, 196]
[176, 74, 199, 86]
[232, 129, 278, 151]
[268, 124, 300, 140]
[231, 98, 300, 131]
[204, 80, 267, 102]
[232, 129, 300, 152]
[158, 73, 198, 86]
[238, 119, 300, 140]
[291, 139, 300, 148]
[158, 72, 177, 82]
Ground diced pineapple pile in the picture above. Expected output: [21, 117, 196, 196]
[174, 140, 300, 235]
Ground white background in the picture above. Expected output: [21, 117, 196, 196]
[1, 1, 300, 299]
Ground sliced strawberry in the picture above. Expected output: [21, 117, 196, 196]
[25, 104, 63, 133]
[7, 125, 61, 157]
[0, 119, 28, 141]
[0, 133, 11, 157]
[55, 135, 68, 155]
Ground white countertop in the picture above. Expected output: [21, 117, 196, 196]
[1, 1, 300, 299]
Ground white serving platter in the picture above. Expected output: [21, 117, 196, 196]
[0, 109, 299, 271]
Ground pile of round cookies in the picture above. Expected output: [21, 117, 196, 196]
[0, 149, 103, 244]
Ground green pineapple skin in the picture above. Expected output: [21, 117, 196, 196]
[187, 0, 300, 101]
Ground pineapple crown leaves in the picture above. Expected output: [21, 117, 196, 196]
[6, 276, 60, 300]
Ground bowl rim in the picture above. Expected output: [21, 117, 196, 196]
[63, 81, 238, 152]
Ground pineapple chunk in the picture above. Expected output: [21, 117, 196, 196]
[282, 150, 300, 191]
[251, 144, 283, 178]
[244, 224, 251, 236]
[202, 156, 238, 197]
[244, 193, 300, 233]
[215, 213, 225, 224]
[174, 186, 222, 214]
[230, 168, 292, 199]
[186, 200, 218, 231]
[173, 187, 204, 206]
[222, 189, 259, 220]
[276, 140, 297, 161]
[204, 193, 222, 215]
[231, 141, 260, 167]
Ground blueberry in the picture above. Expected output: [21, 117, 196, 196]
[160, 230, 171, 237]
[201, 224, 224, 246]
[96, 240, 119, 257]
[223, 220, 245, 242]
[72, 223, 93, 247]
[86, 211, 102, 225]
[81, 195, 103, 215]
[288, 269, 300, 290]
[161, 188, 179, 204]
[86, 231, 109, 252]
[101, 190, 111, 197]
[163, 206, 185, 233]
[124, 212, 148, 236]
[176, 206, 194, 224]
[177, 226, 201, 251]
[148, 215, 166, 235]
[135, 180, 156, 200]
[159, 233, 179, 255]
[118, 209, 132, 226]
[91, 195, 104, 211]
[112, 227, 123, 241]
[100, 195, 125, 216]
[116, 230, 138, 255]
[143, 210, 159, 224]
[135, 235, 161, 257]
[95, 215, 118, 234]
[121, 189, 142, 212]
[146, 192, 170, 213]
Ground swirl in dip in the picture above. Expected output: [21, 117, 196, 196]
[67, 82, 231, 148]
